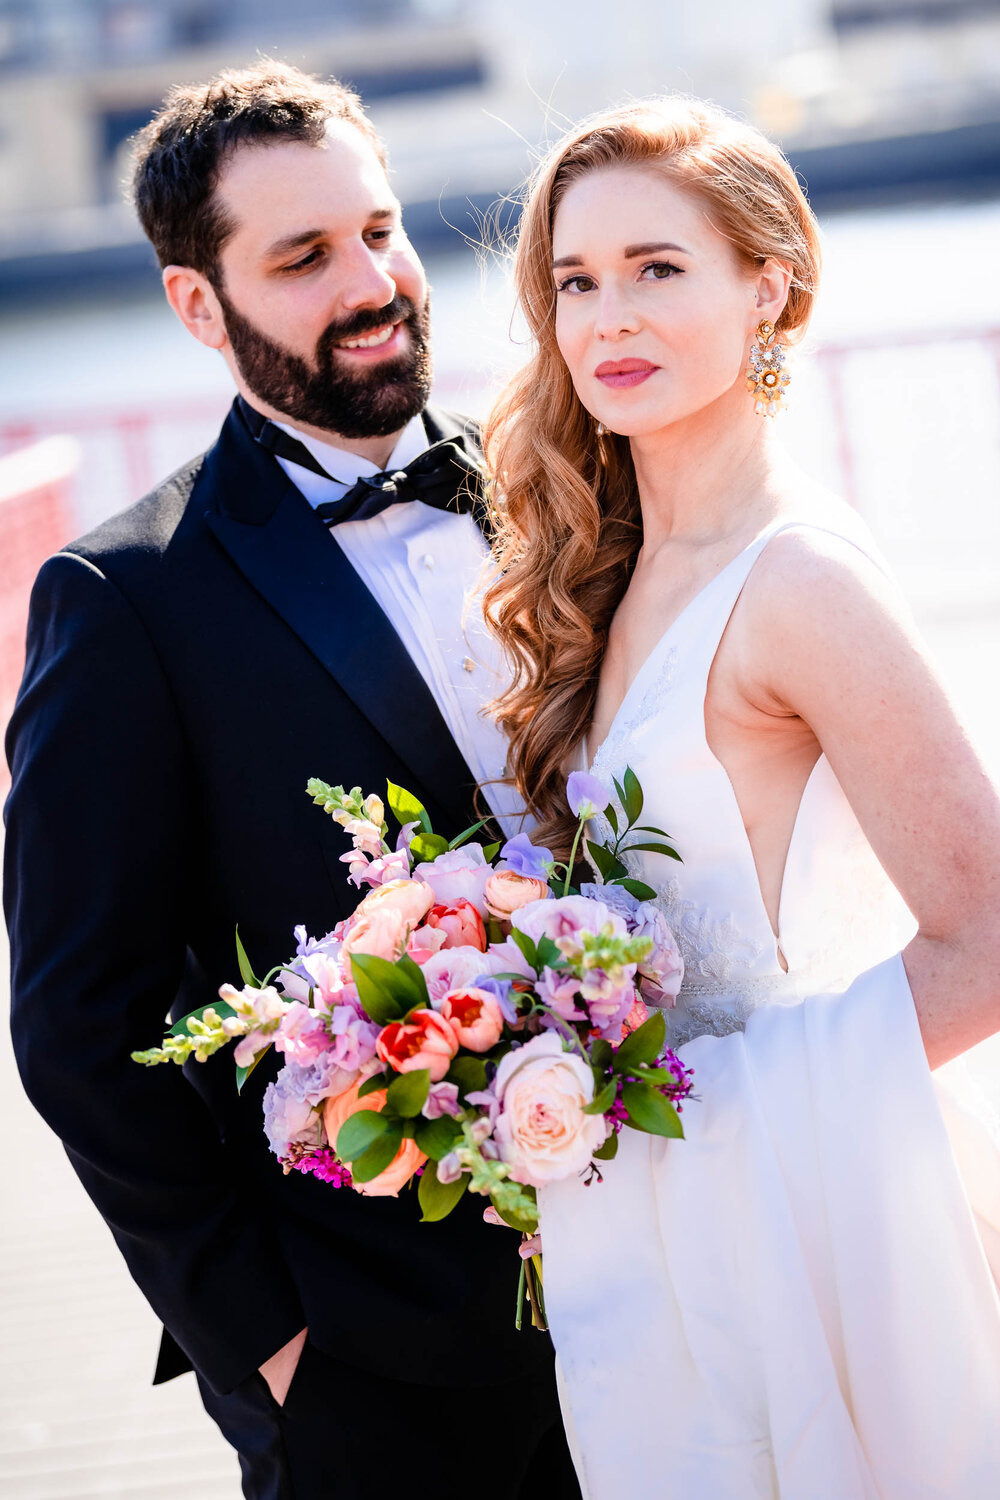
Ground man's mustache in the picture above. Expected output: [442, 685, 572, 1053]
[317, 294, 422, 358]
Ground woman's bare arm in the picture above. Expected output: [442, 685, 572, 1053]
[745, 529, 1000, 1069]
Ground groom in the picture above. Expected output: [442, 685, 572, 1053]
[4, 61, 578, 1500]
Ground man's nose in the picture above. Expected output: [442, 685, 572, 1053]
[338, 240, 397, 311]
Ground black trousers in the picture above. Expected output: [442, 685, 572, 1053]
[197, 1339, 582, 1500]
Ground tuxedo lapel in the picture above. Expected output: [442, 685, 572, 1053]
[201, 402, 481, 829]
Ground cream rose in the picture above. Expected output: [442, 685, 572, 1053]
[492, 1033, 609, 1188]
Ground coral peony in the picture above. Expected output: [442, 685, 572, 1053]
[484, 870, 550, 919]
[425, 899, 488, 951]
[376, 1008, 459, 1082]
[436, 986, 505, 1052]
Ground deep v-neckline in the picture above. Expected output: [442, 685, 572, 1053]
[588, 523, 782, 769]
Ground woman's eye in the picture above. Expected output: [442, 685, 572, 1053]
[640, 260, 682, 281]
[556, 274, 597, 294]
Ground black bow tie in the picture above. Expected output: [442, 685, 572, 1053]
[238, 397, 483, 527]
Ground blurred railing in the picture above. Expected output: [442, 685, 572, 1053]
[2, 323, 999, 773]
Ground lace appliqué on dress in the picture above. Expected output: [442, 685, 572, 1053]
[590, 645, 679, 789]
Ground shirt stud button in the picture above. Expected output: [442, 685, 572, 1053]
[462, 656, 476, 673]
[422, 553, 435, 569]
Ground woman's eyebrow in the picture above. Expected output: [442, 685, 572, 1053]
[552, 240, 690, 270]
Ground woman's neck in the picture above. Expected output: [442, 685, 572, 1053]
[629, 390, 786, 556]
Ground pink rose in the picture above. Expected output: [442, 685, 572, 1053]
[421, 945, 495, 1004]
[493, 1033, 609, 1188]
[413, 844, 492, 917]
[323, 1080, 426, 1198]
[436, 987, 505, 1052]
[426, 900, 488, 951]
[484, 870, 551, 919]
[376, 1008, 460, 1082]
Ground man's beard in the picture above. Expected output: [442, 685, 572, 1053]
[215, 285, 433, 440]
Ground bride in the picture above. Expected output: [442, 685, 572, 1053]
[482, 97, 1000, 1498]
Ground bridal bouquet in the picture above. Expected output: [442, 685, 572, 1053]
[134, 767, 694, 1326]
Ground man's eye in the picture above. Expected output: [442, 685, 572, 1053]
[367, 227, 395, 245]
[556, 274, 597, 294]
[282, 248, 323, 274]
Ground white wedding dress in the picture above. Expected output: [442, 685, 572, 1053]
[539, 514, 1000, 1499]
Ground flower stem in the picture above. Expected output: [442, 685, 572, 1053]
[515, 1256, 527, 1331]
[562, 815, 587, 897]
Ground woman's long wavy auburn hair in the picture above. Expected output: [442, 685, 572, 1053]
[483, 97, 822, 856]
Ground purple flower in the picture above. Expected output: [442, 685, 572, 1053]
[262, 1065, 324, 1159]
[579, 881, 642, 925]
[499, 833, 554, 882]
[535, 966, 587, 1022]
[566, 771, 611, 820]
[472, 974, 519, 1026]
[422, 1081, 463, 1120]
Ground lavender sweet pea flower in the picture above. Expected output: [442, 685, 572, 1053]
[566, 771, 611, 820]
[535, 966, 587, 1022]
[499, 832, 554, 882]
[422, 1081, 463, 1120]
[472, 974, 519, 1027]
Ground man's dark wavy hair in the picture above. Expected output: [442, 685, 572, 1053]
[130, 59, 385, 284]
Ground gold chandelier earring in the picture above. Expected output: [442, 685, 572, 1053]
[746, 318, 790, 416]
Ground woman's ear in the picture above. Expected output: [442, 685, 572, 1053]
[752, 258, 793, 331]
[162, 265, 228, 351]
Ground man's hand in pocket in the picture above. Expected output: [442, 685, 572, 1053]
[259, 1327, 308, 1406]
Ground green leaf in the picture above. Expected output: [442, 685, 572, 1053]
[446, 1055, 488, 1095]
[418, 1166, 469, 1222]
[489, 1190, 538, 1235]
[509, 927, 538, 971]
[604, 801, 619, 835]
[620, 841, 681, 861]
[634, 824, 673, 838]
[236, 1041, 272, 1094]
[234, 927, 260, 988]
[336, 1108, 392, 1161]
[386, 1068, 431, 1118]
[593, 1131, 619, 1161]
[621, 1080, 684, 1139]
[414, 1114, 464, 1160]
[586, 840, 628, 883]
[349, 952, 428, 1024]
[481, 841, 501, 862]
[534, 935, 563, 971]
[351, 1121, 405, 1183]
[615, 1010, 667, 1071]
[168, 998, 237, 1038]
[583, 1078, 617, 1116]
[622, 766, 643, 826]
[357, 1072, 387, 1099]
[447, 818, 488, 851]
[632, 1063, 680, 1085]
[386, 780, 432, 834]
[616, 878, 658, 901]
[410, 831, 450, 864]
[590, 1038, 613, 1070]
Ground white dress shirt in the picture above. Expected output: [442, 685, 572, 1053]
[273, 413, 526, 836]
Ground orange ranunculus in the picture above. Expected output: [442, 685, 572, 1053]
[375, 1008, 459, 1082]
[484, 870, 550, 919]
[323, 1079, 426, 1198]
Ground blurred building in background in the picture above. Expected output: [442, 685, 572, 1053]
[1, 0, 999, 299]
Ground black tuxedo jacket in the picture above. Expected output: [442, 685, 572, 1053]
[4, 399, 553, 1396]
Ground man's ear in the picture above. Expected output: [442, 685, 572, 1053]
[162, 266, 228, 350]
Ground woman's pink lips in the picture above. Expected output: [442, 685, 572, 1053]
[594, 359, 659, 388]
